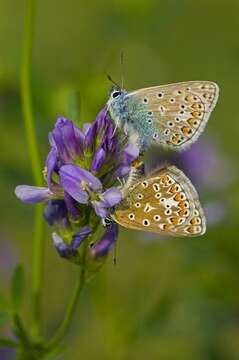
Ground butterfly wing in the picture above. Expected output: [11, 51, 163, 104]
[126, 81, 219, 150]
[111, 165, 206, 237]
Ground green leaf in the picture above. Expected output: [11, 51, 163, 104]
[0, 337, 18, 348]
[12, 314, 30, 348]
[44, 344, 66, 360]
[0, 310, 10, 327]
[11, 264, 25, 311]
[0, 293, 10, 310]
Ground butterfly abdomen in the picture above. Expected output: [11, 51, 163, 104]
[123, 160, 145, 191]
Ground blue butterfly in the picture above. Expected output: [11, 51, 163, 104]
[107, 81, 219, 152]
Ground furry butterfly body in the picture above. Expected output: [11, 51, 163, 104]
[108, 81, 219, 152]
[110, 164, 206, 237]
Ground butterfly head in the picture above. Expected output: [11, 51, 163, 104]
[109, 85, 122, 97]
[107, 86, 128, 128]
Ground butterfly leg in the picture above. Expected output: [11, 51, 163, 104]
[117, 176, 126, 188]
[111, 124, 118, 138]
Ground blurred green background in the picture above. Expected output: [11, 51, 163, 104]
[1, 0, 239, 359]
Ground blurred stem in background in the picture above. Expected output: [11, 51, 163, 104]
[20, 0, 44, 338]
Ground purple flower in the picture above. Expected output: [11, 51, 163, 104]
[15, 186, 52, 203]
[49, 117, 84, 164]
[43, 200, 69, 227]
[91, 147, 106, 172]
[114, 141, 139, 178]
[60, 164, 122, 218]
[52, 232, 77, 259]
[91, 223, 118, 259]
[52, 226, 91, 260]
[15, 107, 136, 209]
[71, 226, 92, 250]
[15, 117, 86, 209]
[60, 165, 102, 201]
[91, 188, 122, 218]
[15, 106, 139, 261]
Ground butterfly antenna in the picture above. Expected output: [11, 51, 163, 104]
[120, 49, 124, 89]
[107, 74, 120, 87]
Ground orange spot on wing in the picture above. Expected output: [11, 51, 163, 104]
[192, 103, 203, 110]
[185, 95, 194, 102]
[170, 134, 180, 145]
[190, 217, 201, 225]
[178, 201, 188, 209]
[186, 226, 195, 234]
[170, 216, 180, 225]
[169, 184, 180, 193]
[191, 111, 203, 118]
[178, 209, 189, 217]
[181, 126, 192, 136]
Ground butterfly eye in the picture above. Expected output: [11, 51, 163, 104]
[112, 91, 121, 98]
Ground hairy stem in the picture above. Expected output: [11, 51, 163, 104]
[20, 0, 44, 338]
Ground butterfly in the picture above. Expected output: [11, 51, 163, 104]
[109, 162, 206, 237]
[107, 81, 219, 152]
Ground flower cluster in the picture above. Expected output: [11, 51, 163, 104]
[15, 107, 138, 264]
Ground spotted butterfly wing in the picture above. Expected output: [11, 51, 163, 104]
[111, 165, 206, 237]
[125, 81, 219, 150]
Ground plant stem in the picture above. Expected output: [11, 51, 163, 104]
[31, 204, 44, 337]
[46, 263, 86, 351]
[45, 220, 100, 352]
[20, 0, 44, 338]
[21, 0, 42, 186]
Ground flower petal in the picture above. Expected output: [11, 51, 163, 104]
[114, 165, 131, 178]
[43, 200, 69, 226]
[45, 148, 57, 187]
[84, 121, 97, 150]
[15, 185, 50, 203]
[52, 232, 76, 258]
[95, 107, 108, 132]
[83, 123, 91, 134]
[91, 200, 108, 218]
[91, 223, 118, 259]
[64, 191, 81, 219]
[100, 187, 122, 207]
[91, 147, 106, 172]
[71, 226, 92, 250]
[124, 141, 140, 161]
[50, 118, 70, 162]
[59, 166, 89, 204]
[60, 164, 102, 192]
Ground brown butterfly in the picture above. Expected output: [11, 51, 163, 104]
[110, 163, 206, 237]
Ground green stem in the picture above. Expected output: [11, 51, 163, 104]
[20, 0, 44, 337]
[46, 263, 86, 351]
[31, 204, 44, 337]
[45, 219, 101, 352]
